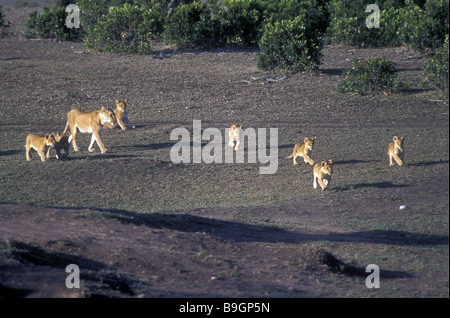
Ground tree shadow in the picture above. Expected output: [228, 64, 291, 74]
[334, 181, 412, 191]
[0, 150, 21, 157]
[408, 160, 449, 167]
[320, 68, 345, 76]
[334, 159, 380, 165]
[59, 206, 447, 248]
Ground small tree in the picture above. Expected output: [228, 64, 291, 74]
[257, 17, 322, 72]
[25, 6, 83, 41]
[337, 57, 399, 95]
[84, 3, 158, 54]
[422, 35, 449, 91]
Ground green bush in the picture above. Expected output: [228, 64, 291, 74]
[84, 3, 158, 54]
[403, 0, 449, 52]
[329, 0, 449, 51]
[262, 0, 330, 36]
[329, 0, 407, 47]
[0, 6, 5, 27]
[422, 35, 449, 90]
[257, 16, 322, 71]
[163, 1, 218, 48]
[214, 0, 265, 47]
[337, 57, 399, 95]
[25, 6, 83, 41]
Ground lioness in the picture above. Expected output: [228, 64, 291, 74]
[313, 160, 333, 191]
[104, 99, 135, 130]
[286, 137, 315, 165]
[63, 106, 116, 153]
[46, 132, 70, 160]
[388, 136, 405, 166]
[25, 133, 56, 162]
[228, 124, 242, 151]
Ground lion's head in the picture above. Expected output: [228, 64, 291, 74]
[99, 107, 117, 126]
[115, 99, 127, 111]
[43, 134, 56, 148]
[392, 136, 404, 151]
[319, 160, 333, 176]
[304, 137, 315, 150]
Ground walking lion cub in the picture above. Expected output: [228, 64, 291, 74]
[313, 160, 333, 191]
[286, 137, 315, 165]
[25, 133, 56, 162]
[228, 124, 242, 151]
[388, 136, 405, 166]
[46, 132, 70, 160]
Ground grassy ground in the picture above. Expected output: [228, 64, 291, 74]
[0, 6, 448, 298]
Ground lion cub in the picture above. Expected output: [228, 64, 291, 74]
[287, 137, 315, 165]
[313, 160, 333, 191]
[104, 99, 135, 130]
[46, 132, 70, 160]
[388, 136, 405, 166]
[228, 124, 242, 151]
[25, 133, 56, 162]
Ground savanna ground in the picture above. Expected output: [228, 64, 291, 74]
[0, 4, 448, 300]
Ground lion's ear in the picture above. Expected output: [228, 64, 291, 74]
[304, 137, 308, 143]
[101, 106, 106, 111]
[124, 99, 127, 103]
[321, 161, 326, 167]
[116, 99, 119, 104]
[328, 159, 333, 164]
[393, 136, 398, 141]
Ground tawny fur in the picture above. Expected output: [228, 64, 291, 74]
[25, 133, 56, 162]
[104, 99, 135, 130]
[228, 124, 242, 151]
[286, 137, 315, 165]
[388, 136, 405, 166]
[63, 106, 116, 154]
[313, 160, 333, 191]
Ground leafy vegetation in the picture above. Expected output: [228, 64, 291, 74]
[422, 35, 449, 91]
[336, 57, 399, 95]
[257, 17, 322, 71]
[24, 6, 83, 41]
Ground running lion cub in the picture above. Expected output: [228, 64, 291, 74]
[388, 136, 405, 166]
[104, 99, 135, 130]
[228, 124, 242, 151]
[286, 137, 315, 165]
[25, 133, 56, 162]
[313, 160, 333, 191]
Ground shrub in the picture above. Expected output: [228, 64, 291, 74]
[214, 0, 265, 47]
[336, 57, 399, 95]
[329, 0, 406, 47]
[422, 35, 449, 91]
[329, 0, 449, 51]
[0, 6, 5, 27]
[84, 3, 157, 54]
[257, 16, 322, 71]
[402, 0, 449, 52]
[262, 0, 330, 36]
[25, 6, 83, 41]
